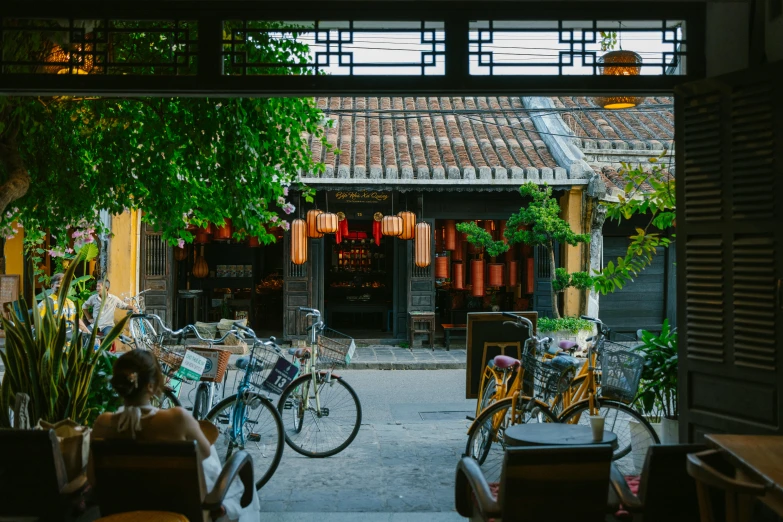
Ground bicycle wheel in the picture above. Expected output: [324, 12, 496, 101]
[192, 383, 210, 420]
[476, 371, 498, 417]
[465, 396, 557, 484]
[559, 399, 660, 475]
[550, 374, 587, 417]
[151, 387, 181, 409]
[206, 392, 284, 489]
[277, 372, 362, 458]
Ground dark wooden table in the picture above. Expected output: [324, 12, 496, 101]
[505, 423, 618, 449]
[706, 434, 783, 516]
[441, 323, 466, 351]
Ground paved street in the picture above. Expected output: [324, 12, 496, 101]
[351, 346, 466, 369]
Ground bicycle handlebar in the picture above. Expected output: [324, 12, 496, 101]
[234, 323, 282, 352]
[130, 313, 238, 344]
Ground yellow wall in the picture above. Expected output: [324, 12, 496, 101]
[3, 223, 24, 279]
[560, 188, 586, 317]
[106, 210, 139, 299]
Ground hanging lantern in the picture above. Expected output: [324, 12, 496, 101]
[193, 247, 209, 279]
[194, 229, 211, 244]
[444, 220, 457, 251]
[435, 225, 443, 252]
[453, 261, 464, 290]
[452, 238, 464, 262]
[316, 212, 339, 234]
[397, 211, 416, 240]
[248, 236, 261, 248]
[435, 255, 449, 279]
[488, 263, 505, 287]
[307, 209, 324, 238]
[213, 219, 233, 241]
[198, 223, 214, 235]
[414, 221, 431, 268]
[508, 260, 518, 287]
[291, 218, 308, 265]
[594, 50, 646, 109]
[484, 219, 495, 238]
[382, 215, 403, 237]
[471, 259, 485, 297]
[499, 220, 508, 244]
[174, 246, 188, 261]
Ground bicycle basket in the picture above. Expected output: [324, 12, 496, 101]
[246, 344, 295, 394]
[600, 341, 645, 404]
[520, 354, 575, 402]
[316, 327, 356, 367]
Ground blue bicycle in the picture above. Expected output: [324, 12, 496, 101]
[204, 325, 285, 489]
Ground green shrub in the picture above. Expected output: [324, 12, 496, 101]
[537, 317, 594, 334]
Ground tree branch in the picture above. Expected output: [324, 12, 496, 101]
[0, 137, 31, 217]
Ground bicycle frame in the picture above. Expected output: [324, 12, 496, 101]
[296, 307, 326, 419]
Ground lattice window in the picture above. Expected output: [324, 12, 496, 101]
[144, 234, 168, 277]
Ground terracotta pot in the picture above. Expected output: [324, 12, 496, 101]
[471, 259, 485, 297]
[452, 261, 464, 290]
[213, 219, 233, 241]
[444, 220, 457, 251]
[508, 260, 518, 287]
[248, 236, 261, 248]
[194, 229, 211, 244]
[434, 255, 449, 279]
[488, 263, 504, 287]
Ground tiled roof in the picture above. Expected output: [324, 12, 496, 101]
[303, 97, 573, 185]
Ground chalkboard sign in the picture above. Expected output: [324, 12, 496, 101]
[465, 311, 538, 399]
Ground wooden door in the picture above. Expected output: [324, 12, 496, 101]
[282, 231, 314, 340]
[393, 236, 408, 338]
[676, 61, 783, 441]
[139, 223, 173, 327]
[408, 218, 435, 315]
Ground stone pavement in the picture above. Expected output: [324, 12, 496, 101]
[350, 346, 466, 370]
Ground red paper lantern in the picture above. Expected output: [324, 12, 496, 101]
[471, 259, 485, 297]
[435, 255, 449, 279]
[444, 220, 457, 251]
[453, 261, 464, 290]
[488, 263, 504, 287]
[508, 260, 518, 287]
[213, 219, 233, 241]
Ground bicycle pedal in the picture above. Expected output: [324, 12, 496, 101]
[320, 407, 330, 417]
[466, 415, 475, 421]
[247, 433, 262, 443]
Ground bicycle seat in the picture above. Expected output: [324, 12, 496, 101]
[550, 354, 585, 370]
[492, 355, 520, 370]
[558, 340, 578, 351]
[235, 357, 263, 372]
[288, 347, 311, 359]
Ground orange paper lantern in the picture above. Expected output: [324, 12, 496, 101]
[382, 215, 403, 237]
[194, 229, 211, 244]
[453, 261, 464, 290]
[316, 212, 339, 234]
[435, 255, 449, 279]
[452, 238, 464, 262]
[397, 211, 416, 240]
[248, 236, 261, 248]
[488, 263, 504, 287]
[307, 209, 324, 238]
[471, 259, 485, 297]
[508, 260, 518, 287]
[193, 246, 209, 279]
[213, 219, 233, 241]
[415, 222, 431, 268]
[444, 220, 457, 251]
[174, 246, 188, 261]
[291, 218, 308, 265]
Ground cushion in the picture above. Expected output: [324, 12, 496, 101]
[614, 475, 641, 520]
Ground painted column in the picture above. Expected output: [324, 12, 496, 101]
[559, 187, 586, 317]
[106, 210, 139, 299]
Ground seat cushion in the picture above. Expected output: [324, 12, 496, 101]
[614, 475, 641, 520]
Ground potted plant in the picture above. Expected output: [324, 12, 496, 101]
[633, 319, 678, 444]
[537, 316, 596, 353]
[457, 221, 509, 297]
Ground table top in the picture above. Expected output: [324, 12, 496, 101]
[505, 423, 618, 448]
[706, 435, 783, 494]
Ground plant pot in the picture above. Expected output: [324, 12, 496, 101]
[629, 419, 660, 473]
[538, 327, 595, 355]
[661, 416, 679, 444]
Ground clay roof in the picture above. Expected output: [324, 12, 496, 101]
[302, 97, 577, 188]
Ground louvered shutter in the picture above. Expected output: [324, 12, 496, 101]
[139, 222, 173, 327]
[676, 61, 783, 441]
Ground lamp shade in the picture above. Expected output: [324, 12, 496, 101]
[471, 259, 485, 297]
[307, 209, 324, 238]
[174, 246, 188, 261]
[594, 50, 646, 109]
[382, 215, 403, 237]
[444, 220, 457, 251]
[213, 219, 233, 241]
[316, 212, 339, 234]
[453, 261, 464, 290]
[193, 247, 209, 279]
[488, 263, 504, 287]
[434, 255, 449, 279]
[291, 218, 308, 265]
[452, 238, 464, 262]
[508, 260, 518, 287]
[414, 222, 431, 268]
[248, 236, 261, 248]
[397, 211, 416, 240]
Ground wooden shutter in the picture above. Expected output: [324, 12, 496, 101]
[408, 217, 435, 314]
[676, 61, 783, 441]
[139, 223, 173, 327]
[533, 244, 560, 319]
[282, 231, 312, 340]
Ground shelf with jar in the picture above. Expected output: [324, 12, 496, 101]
[331, 241, 387, 273]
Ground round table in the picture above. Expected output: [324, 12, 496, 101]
[505, 423, 618, 449]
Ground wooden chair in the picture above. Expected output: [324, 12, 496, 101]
[91, 439, 255, 522]
[455, 444, 615, 522]
[0, 429, 88, 522]
[609, 443, 707, 521]
[686, 449, 767, 522]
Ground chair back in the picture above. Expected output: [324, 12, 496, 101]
[0, 429, 70, 519]
[498, 444, 614, 522]
[637, 443, 707, 521]
[91, 439, 208, 522]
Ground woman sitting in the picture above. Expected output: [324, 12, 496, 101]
[91, 350, 260, 522]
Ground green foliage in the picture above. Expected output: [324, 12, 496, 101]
[0, 252, 128, 427]
[84, 351, 124, 426]
[592, 151, 675, 295]
[455, 221, 509, 259]
[0, 22, 330, 250]
[552, 267, 595, 293]
[537, 316, 594, 334]
[633, 319, 678, 420]
[600, 31, 618, 51]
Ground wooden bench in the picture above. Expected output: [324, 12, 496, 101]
[441, 323, 467, 351]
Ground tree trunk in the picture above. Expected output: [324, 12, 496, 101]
[548, 241, 560, 318]
[0, 137, 31, 218]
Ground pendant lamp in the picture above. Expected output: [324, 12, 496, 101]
[307, 209, 324, 238]
[194, 228, 211, 244]
[452, 237, 464, 262]
[594, 50, 646, 109]
[248, 236, 261, 248]
[382, 193, 403, 237]
[174, 246, 188, 261]
[193, 246, 209, 278]
[316, 193, 339, 234]
[434, 255, 449, 279]
[415, 222, 431, 268]
[508, 259, 518, 287]
[398, 210, 416, 240]
[452, 261, 464, 290]
[471, 259, 485, 297]
[213, 219, 233, 241]
[291, 218, 308, 265]
[488, 262, 504, 287]
[444, 220, 457, 251]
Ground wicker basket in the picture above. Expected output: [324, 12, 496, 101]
[600, 341, 644, 404]
[188, 346, 232, 383]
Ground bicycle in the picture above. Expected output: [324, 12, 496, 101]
[125, 290, 157, 350]
[204, 324, 285, 489]
[276, 307, 362, 458]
